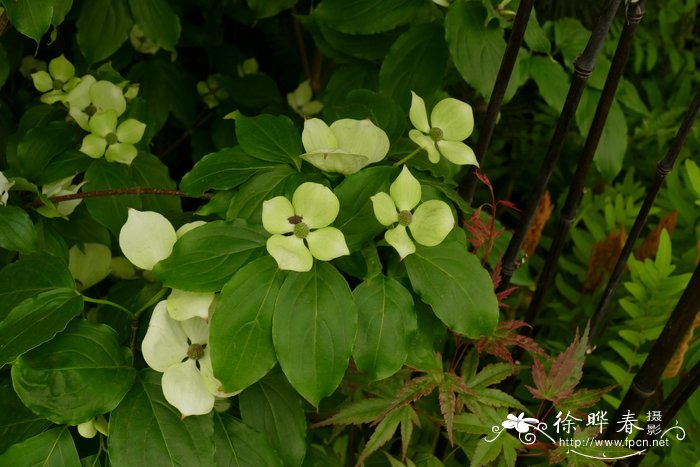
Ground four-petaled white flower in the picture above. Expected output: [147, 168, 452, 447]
[371, 166, 455, 259]
[502, 412, 540, 433]
[65, 76, 127, 131]
[35, 175, 86, 218]
[142, 301, 236, 417]
[263, 182, 349, 272]
[80, 110, 146, 165]
[287, 80, 323, 117]
[300, 118, 389, 175]
[408, 91, 478, 166]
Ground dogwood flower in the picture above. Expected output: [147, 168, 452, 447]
[129, 24, 160, 54]
[262, 182, 349, 272]
[0, 171, 13, 206]
[287, 80, 323, 117]
[31, 55, 80, 104]
[77, 415, 109, 438]
[237, 58, 259, 77]
[300, 118, 389, 175]
[502, 412, 540, 434]
[370, 166, 454, 258]
[197, 75, 228, 109]
[79, 110, 146, 165]
[35, 175, 86, 217]
[408, 91, 477, 166]
[119, 210, 214, 320]
[142, 301, 235, 417]
[65, 76, 127, 130]
[69, 243, 112, 290]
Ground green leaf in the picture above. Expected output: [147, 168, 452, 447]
[554, 18, 590, 66]
[0, 427, 80, 467]
[247, 0, 297, 19]
[225, 167, 300, 222]
[239, 369, 307, 467]
[446, 1, 518, 101]
[36, 150, 92, 185]
[0, 378, 52, 455]
[109, 369, 215, 467]
[12, 320, 136, 425]
[0, 44, 9, 88]
[405, 233, 499, 338]
[272, 262, 357, 406]
[0, 288, 82, 366]
[130, 152, 181, 213]
[313, 0, 425, 34]
[0, 206, 38, 253]
[324, 89, 406, 143]
[527, 55, 570, 112]
[128, 0, 180, 51]
[180, 147, 279, 196]
[128, 59, 197, 128]
[0, 253, 75, 313]
[524, 10, 550, 53]
[152, 219, 267, 292]
[1, 0, 54, 44]
[234, 113, 303, 168]
[334, 165, 394, 251]
[210, 256, 283, 393]
[594, 100, 628, 182]
[51, 0, 73, 27]
[83, 159, 142, 236]
[76, 0, 133, 64]
[214, 413, 283, 467]
[357, 406, 407, 463]
[379, 23, 449, 109]
[16, 123, 81, 179]
[317, 397, 393, 426]
[353, 275, 416, 380]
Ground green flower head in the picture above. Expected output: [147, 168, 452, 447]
[65, 76, 127, 130]
[408, 91, 478, 166]
[79, 110, 146, 165]
[301, 118, 389, 175]
[262, 182, 349, 272]
[287, 80, 323, 117]
[31, 55, 80, 105]
[371, 166, 455, 258]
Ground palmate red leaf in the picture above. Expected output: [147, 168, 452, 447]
[475, 320, 547, 365]
[525, 326, 591, 404]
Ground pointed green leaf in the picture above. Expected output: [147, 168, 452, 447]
[83, 159, 142, 235]
[77, 0, 133, 64]
[273, 262, 357, 406]
[313, 0, 425, 34]
[0, 288, 82, 366]
[152, 219, 267, 292]
[239, 369, 307, 467]
[12, 320, 136, 425]
[0, 427, 80, 467]
[210, 256, 283, 392]
[128, 0, 181, 51]
[130, 152, 182, 213]
[357, 406, 408, 463]
[109, 369, 215, 466]
[0, 253, 75, 313]
[214, 413, 283, 467]
[234, 113, 303, 167]
[1, 0, 54, 44]
[405, 234, 499, 338]
[0, 378, 52, 455]
[0, 206, 38, 253]
[353, 275, 416, 380]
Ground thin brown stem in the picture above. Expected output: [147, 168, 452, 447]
[26, 187, 212, 208]
[292, 6, 312, 86]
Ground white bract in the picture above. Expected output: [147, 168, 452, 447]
[301, 118, 389, 175]
[371, 166, 454, 258]
[287, 80, 323, 117]
[77, 415, 108, 439]
[408, 91, 478, 166]
[65, 76, 128, 130]
[69, 243, 112, 290]
[142, 301, 235, 417]
[262, 182, 349, 272]
[0, 171, 14, 206]
[31, 55, 80, 105]
[35, 175, 86, 218]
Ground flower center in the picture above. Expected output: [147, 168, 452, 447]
[52, 79, 65, 90]
[429, 127, 443, 142]
[288, 215, 303, 224]
[84, 104, 97, 117]
[105, 132, 118, 145]
[293, 222, 310, 239]
[187, 343, 205, 360]
[398, 210, 413, 226]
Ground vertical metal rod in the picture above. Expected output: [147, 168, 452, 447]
[497, 0, 623, 291]
[605, 262, 700, 441]
[522, 1, 644, 328]
[590, 87, 700, 339]
[620, 360, 700, 466]
[460, 0, 535, 204]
